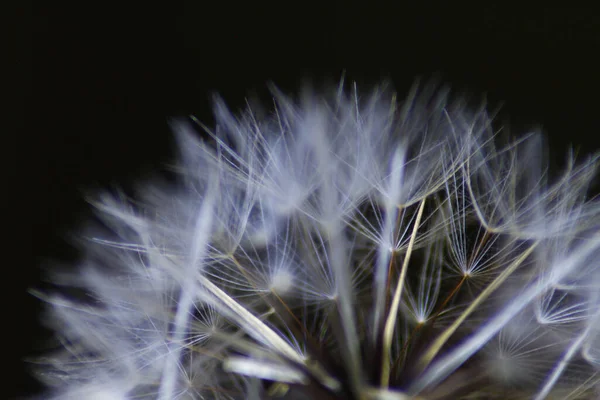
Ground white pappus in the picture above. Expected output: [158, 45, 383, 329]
[33, 80, 600, 399]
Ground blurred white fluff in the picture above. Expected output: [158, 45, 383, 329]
[35, 80, 600, 399]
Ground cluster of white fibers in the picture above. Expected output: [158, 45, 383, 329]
[34, 80, 600, 399]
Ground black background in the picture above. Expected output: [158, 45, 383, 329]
[12, 3, 600, 398]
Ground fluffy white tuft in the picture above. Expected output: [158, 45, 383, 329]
[35, 80, 600, 399]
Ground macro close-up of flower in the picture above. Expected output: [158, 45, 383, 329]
[31, 80, 600, 399]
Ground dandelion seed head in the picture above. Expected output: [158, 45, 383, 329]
[34, 80, 600, 399]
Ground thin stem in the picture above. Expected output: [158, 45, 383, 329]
[380, 198, 427, 387]
[428, 275, 467, 328]
[196, 273, 304, 363]
[534, 323, 593, 400]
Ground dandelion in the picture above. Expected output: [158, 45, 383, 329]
[33, 79, 600, 399]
